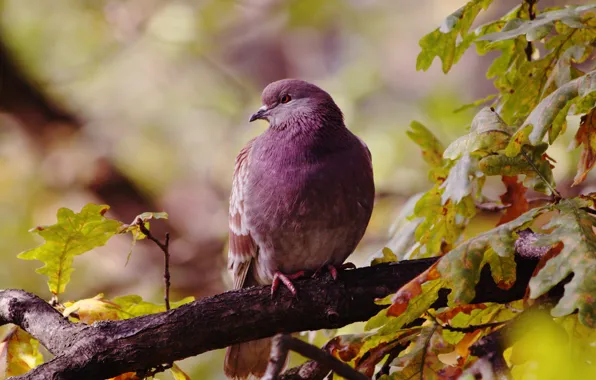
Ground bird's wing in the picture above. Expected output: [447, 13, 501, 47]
[228, 139, 258, 290]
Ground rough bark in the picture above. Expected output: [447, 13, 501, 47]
[0, 252, 548, 380]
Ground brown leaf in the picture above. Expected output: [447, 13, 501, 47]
[388, 265, 441, 317]
[454, 330, 483, 359]
[498, 176, 530, 225]
[572, 108, 596, 186]
[524, 242, 564, 304]
[355, 342, 389, 377]
[327, 335, 366, 362]
[435, 304, 488, 324]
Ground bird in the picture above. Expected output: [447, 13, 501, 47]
[224, 79, 375, 379]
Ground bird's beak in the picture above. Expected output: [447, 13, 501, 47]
[249, 106, 268, 122]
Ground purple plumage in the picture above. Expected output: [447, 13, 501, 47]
[225, 79, 374, 379]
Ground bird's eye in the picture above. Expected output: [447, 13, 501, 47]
[280, 95, 291, 104]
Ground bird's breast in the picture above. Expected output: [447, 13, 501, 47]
[243, 136, 374, 280]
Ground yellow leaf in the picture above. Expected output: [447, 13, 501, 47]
[0, 326, 43, 378]
[170, 363, 191, 380]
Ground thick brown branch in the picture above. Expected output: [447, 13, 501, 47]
[1, 245, 549, 379]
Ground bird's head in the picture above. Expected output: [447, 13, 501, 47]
[249, 79, 343, 130]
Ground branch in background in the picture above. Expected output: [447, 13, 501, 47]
[0, 231, 555, 380]
[266, 334, 367, 380]
[279, 340, 338, 380]
[280, 359, 330, 380]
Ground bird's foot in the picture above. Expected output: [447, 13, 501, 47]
[271, 271, 305, 298]
[313, 262, 357, 280]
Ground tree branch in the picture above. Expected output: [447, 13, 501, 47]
[0, 233, 553, 380]
[265, 334, 367, 380]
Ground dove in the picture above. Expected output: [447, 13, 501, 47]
[224, 79, 374, 379]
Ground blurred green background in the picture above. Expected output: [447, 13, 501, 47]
[0, 0, 588, 378]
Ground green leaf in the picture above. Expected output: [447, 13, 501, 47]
[437, 302, 520, 328]
[506, 70, 596, 156]
[0, 326, 43, 378]
[411, 185, 476, 258]
[441, 153, 475, 204]
[170, 363, 191, 380]
[368, 280, 444, 333]
[479, 143, 556, 194]
[417, 0, 493, 73]
[443, 107, 514, 160]
[371, 247, 398, 266]
[557, 314, 596, 363]
[390, 325, 455, 379]
[406, 121, 444, 168]
[120, 211, 169, 264]
[387, 193, 423, 260]
[454, 94, 497, 113]
[485, 247, 517, 289]
[18, 204, 122, 296]
[111, 295, 194, 319]
[529, 197, 596, 326]
[438, 206, 546, 304]
[479, 5, 596, 42]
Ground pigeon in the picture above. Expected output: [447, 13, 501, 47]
[224, 79, 374, 379]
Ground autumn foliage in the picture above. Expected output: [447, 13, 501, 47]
[2, 1, 596, 379]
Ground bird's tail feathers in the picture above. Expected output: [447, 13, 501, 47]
[224, 337, 272, 379]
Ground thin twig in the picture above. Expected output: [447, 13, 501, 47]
[440, 321, 506, 333]
[426, 311, 507, 334]
[520, 147, 562, 200]
[137, 222, 171, 310]
[163, 232, 171, 310]
[486, 111, 560, 200]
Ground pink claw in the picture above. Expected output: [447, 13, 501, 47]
[271, 271, 305, 297]
[327, 265, 338, 280]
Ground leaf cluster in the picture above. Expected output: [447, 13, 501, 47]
[2, 206, 193, 380]
[353, 1, 596, 378]
[3, 1, 596, 379]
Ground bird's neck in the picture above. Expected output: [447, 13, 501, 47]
[254, 117, 354, 165]
[269, 115, 350, 148]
